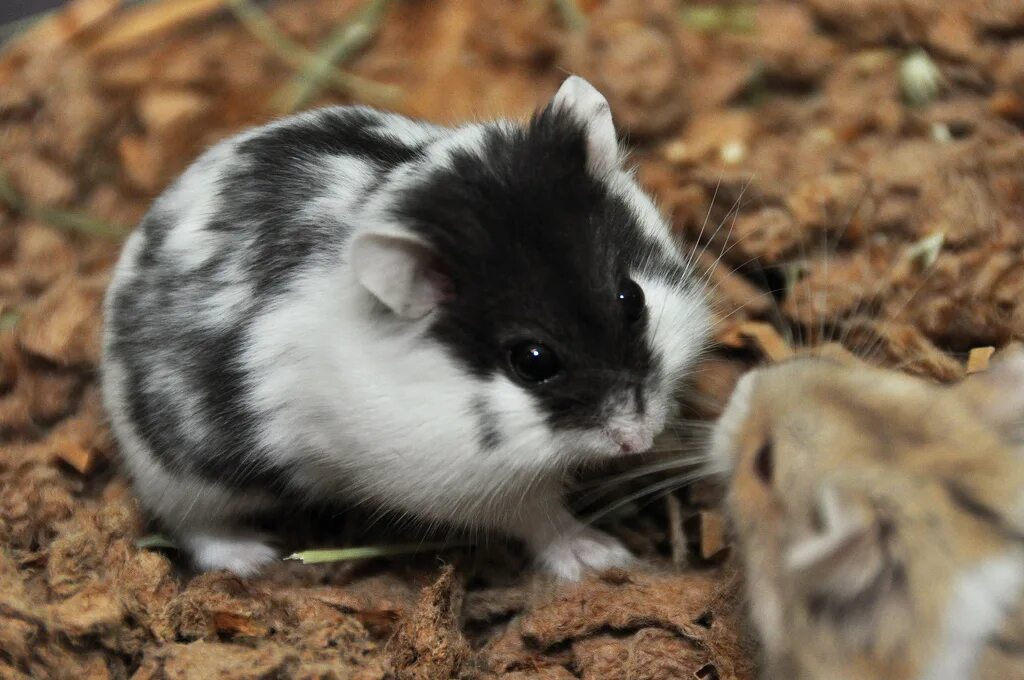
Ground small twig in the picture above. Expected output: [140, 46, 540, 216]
[0, 172, 130, 239]
[226, 0, 307, 64]
[285, 542, 458, 564]
[552, 0, 587, 31]
[226, 0, 399, 109]
[680, 4, 757, 34]
[665, 492, 689, 570]
[271, 0, 395, 113]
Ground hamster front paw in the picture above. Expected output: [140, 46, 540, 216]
[534, 526, 635, 581]
[181, 530, 279, 576]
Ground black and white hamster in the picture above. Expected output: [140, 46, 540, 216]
[101, 76, 711, 579]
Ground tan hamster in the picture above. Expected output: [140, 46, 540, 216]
[708, 350, 1024, 680]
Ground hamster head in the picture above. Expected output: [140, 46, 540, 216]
[349, 76, 709, 470]
[710, 353, 1024, 679]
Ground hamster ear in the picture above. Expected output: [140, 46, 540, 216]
[350, 229, 451, 319]
[958, 344, 1024, 445]
[785, 487, 889, 601]
[551, 75, 620, 175]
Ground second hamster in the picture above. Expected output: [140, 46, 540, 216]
[710, 352, 1024, 679]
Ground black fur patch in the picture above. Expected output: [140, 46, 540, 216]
[109, 230, 284, 491]
[470, 395, 502, 451]
[396, 105, 684, 431]
[215, 108, 429, 295]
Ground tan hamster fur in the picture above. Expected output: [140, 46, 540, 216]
[709, 351, 1024, 680]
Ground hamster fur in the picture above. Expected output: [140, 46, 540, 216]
[101, 76, 711, 579]
[709, 351, 1024, 680]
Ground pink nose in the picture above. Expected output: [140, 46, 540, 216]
[611, 428, 654, 454]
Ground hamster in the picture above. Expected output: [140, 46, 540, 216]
[100, 76, 711, 579]
[709, 350, 1024, 679]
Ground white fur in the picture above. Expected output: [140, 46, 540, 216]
[244, 262, 565, 518]
[552, 75, 619, 175]
[350, 231, 439, 319]
[183, 531, 278, 577]
[919, 549, 1024, 680]
[101, 349, 279, 551]
[611, 172, 682, 258]
[159, 141, 237, 271]
[300, 155, 377, 225]
[371, 111, 448, 145]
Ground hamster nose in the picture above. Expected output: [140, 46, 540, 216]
[611, 428, 653, 455]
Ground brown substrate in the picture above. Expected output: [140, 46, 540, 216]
[1, 1, 1022, 678]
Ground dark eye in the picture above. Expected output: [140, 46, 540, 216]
[754, 441, 774, 485]
[617, 279, 645, 322]
[508, 342, 561, 383]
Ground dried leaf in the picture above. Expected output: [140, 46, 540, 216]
[50, 436, 94, 474]
[737, 322, 793, 362]
[137, 89, 210, 135]
[17, 274, 108, 366]
[86, 0, 228, 55]
[699, 511, 728, 560]
[966, 346, 995, 374]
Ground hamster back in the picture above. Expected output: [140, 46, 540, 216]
[710, 353, 1024, 680]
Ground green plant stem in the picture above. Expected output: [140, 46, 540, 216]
[553, 0, 587, 31]
[226, 0, 399, 109]
[268, 0, 396, 113]
[0, 311, 20, 331]
[680, 4, 756, 34]
[0, 172, 129, 239]
[286, 542, 458, 564]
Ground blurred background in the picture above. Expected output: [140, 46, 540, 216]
[1, 1, 64, 40]
[2, 1, 64, 24]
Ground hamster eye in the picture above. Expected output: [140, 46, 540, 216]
[754, 441, 774, 485]
[617, 279, 645, 323]
[508, 342, 561, 383]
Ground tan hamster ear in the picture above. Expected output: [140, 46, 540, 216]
[958, 344, 1024, 444]
[551, 75, 620, 176]
[785, 487, 888, 601]
[350, 230, 451, 319]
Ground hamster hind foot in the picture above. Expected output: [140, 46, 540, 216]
[180, 529, 279, 576]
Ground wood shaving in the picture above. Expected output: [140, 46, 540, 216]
[699, 511, 729, 561]
[966, 346, 995, 374]
[737, 321, 794, 362]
